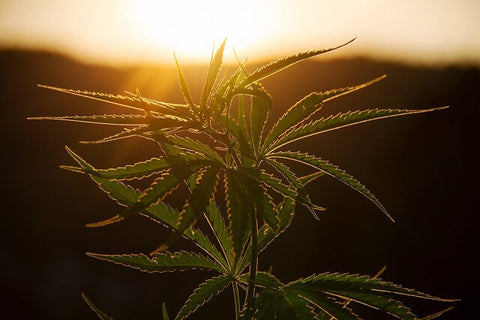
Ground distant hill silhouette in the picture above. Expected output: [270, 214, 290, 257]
[1, 50, 478, 319]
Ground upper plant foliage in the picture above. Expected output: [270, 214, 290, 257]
[33, 39, 454, 319]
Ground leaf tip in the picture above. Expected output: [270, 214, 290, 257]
[86, 215, 124, 228]
[59, 165, 84, 174]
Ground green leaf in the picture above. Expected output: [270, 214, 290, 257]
[248, 84, 272, 154]
[136, 168, 197, 209]
[181, 171, 218, 225]
[267, 159, 324, 220]
[258, 170, 298, 200]
[66, 154, 208, 180]
[65, 146, 140, 209]
[28, 114, 184, 126]
[282, 291, 317, 320]
[286, 272, 455, 302]
[167, 135, 225, 165]
[142, 201, 228, 269]
[243, 168, 279, 232]
[162, 303, 171, 320]
[216, 58, 248, 100]
[37, 84, 192, 119]
[327, 290, 414, 320]
[253, 288, 299, 320]
[87, 166, 200, 228]
[200, 39, 226, 116]
[236, 95, 255, 163]
[258, 168, 325, 217]
[240, 198, 296, 272]
[156, 167, 219, 253]
[174, 53, 197, 114]
[420, 307, 455, 320]
[269, 151, 395, 222]
[267, 107, 449, 153]
[205, 200, 234, 266]
[295, 291, 360, 320]
[262, 75, 387, 150]
[79, 125, 151, 144]
[64, 147, 227, 266]
[81, 293, 114, 320]
[282, 271, 456, 320]
[86, 251, 224, 273]
[298, 171, 325, 186]
[175, 274, 231, 320]
[238, 271, 283, 289]
[240, 38, 355, 87]
[225, 169, 252, 261]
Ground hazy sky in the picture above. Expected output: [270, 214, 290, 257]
[1, 0, 479, 65]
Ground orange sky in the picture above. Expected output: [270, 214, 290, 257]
[1, 0, 479, 66]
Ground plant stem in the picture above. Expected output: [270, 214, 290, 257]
[232, 281, 241, 320]
[244, 208, 258, 319]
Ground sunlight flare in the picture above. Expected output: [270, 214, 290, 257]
[127, 0, 277, 60]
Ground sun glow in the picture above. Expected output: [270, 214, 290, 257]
[127, 0, 276, 61]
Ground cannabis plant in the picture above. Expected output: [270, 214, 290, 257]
[32, 39, 455, 319]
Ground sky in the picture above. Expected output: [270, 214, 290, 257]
[0, 0, 479, 66]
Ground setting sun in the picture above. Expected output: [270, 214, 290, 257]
[127, 0, 277, 61]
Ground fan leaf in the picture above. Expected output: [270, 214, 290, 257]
[86, 251, 224, 273]
[155, 167, 219, 254]
[174, 53, 197, 115]
[28, 114, 186, 127]
[200, 39, 226, 117]
[86, 165, 201, 228]
[267, 159, 323, 220]
[269, 151, 395, 222]
[240, 198, 296, 272]
[175, 274, 231, 320]
[253, 288, 300, 320]
[205, 200, 234, 266]
[240, 38, 355, 87]
[225, 169, 252, 261]
[65, 154, 208, 180]
[268, 107, 449, 153]
[262, 75, 386, 150]
[167, 135, 225, 165]
[249, 84, 272, 154]
[243, 168, 279, 232]
[295, 291, 360, 320]
[142, 201, 228, 268]
[238, 271, 283, 289]
[37, 84, 192, 119]
[286, 272, 455, 302]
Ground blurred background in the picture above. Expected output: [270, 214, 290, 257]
[1, 0, 479, 319]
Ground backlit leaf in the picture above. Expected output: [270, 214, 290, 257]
[205, 200, 234, 266]
[176, 274, 231, 320]
[200, 39, 226, 117]
[262, 75, 387, 150]
[155, 167, 219, 253]
[81, 293, 114, 320]
[37, 84, 192, 119]
[267, 107, 448, 153]
[225, 169, 252, 260]
[240, 39, 355, 87]
[174, 53, 197, 114]
[86, 251, 224, 273]
[269, 151, 395, 222]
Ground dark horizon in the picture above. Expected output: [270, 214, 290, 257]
[1, 49, 479, 319]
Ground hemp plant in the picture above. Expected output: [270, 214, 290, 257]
[32, 39, 455, 319]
